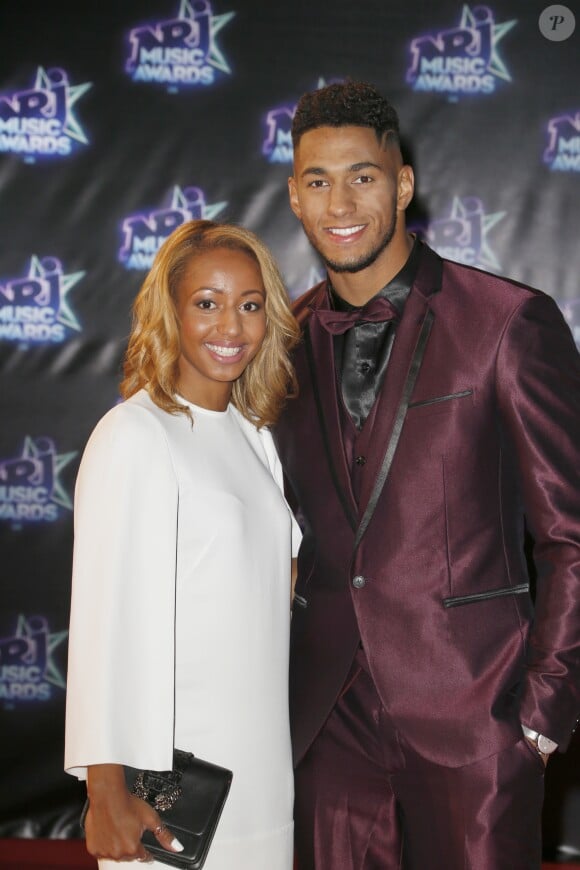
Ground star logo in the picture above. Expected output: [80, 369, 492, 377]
[179, 0, 235, 74]
[20, 436, 77, 511]
[34, 67, 91, 144]
[170, 184, 227, 221]
[125, 1, 235, 88]
[28, 256, 84, 332]
[12, 615, 68, 690]
[406, 6, 516, 96]
[262, 77, 342, 163]
[424, 196, 505, 271]
[458, 5, 516, 81]
[119, 185, 228, 269]
[0, 67, 91, 159]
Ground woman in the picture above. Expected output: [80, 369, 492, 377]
[65, 219, 301, 869]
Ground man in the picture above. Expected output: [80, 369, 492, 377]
[273, 80, 580, 869]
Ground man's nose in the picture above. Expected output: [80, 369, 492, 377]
[327, 182, 355, 216]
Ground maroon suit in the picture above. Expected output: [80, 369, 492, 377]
[274, 243, 580, 868]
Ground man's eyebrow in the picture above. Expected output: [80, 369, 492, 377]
[300, 166, 327, 178]
[349, 161, 382, 172]
[300, 161, 382, 178]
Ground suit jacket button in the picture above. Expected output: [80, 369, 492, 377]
[352, 575, 366, 589]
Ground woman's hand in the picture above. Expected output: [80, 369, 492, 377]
[85, 764, 183, 862]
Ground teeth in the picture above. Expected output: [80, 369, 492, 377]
[206, 344, 242, 357]
[328, 225, 365, 236]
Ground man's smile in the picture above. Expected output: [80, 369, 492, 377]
[326, 224, 366, 239]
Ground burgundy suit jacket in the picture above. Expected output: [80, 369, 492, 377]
[274, 243, 580, 768]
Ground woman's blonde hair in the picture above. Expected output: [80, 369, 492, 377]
[120, 219, 299, 428]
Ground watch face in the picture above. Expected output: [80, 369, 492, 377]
[537, 734, 557, 754]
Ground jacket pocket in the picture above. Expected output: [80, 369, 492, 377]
[443, 582, 529, 609]
[409, 389, 473, 409]
[293, 541, 316, 610]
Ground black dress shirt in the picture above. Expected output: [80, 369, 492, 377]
[330, 238, 422, 429]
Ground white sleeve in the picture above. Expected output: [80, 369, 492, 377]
[64, 403, 178, 779]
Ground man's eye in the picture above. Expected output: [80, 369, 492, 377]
[308, 179, 328, 188]
[354, 175, 373, 184]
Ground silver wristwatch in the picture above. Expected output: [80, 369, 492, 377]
[521, 724, 558, 755]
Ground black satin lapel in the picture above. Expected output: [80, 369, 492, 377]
[354, 306, 435, 551]
[356, 249, 443, 519]
[304, 323, 358, 532]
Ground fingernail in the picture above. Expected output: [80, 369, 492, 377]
[171, 837, 184, 852]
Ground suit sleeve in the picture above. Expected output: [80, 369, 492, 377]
[64, 403, 178, 778]
[496, 293, 580, 749]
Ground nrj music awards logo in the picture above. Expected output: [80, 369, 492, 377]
[543, 111, 580, 172]
[262, 104, 295, 164]
[262, 79, 342, 164]
[0, 615, 67, 705]
[0, 257, 84, 345]
[125, 0, 235, 89]
[406, 5, 516, 97]
[119, 185, 227, 270]
[0, 437, 77, 525]
[418, 196, 504, 269]
[0, 67, 91, 160]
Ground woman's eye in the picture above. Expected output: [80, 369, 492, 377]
[197, 299, 216, 310]
[241, 301, 261, 312]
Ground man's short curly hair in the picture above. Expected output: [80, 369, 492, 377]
[291, 80, 400, 148]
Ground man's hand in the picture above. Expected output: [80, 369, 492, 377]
[524, 737, 550, 767]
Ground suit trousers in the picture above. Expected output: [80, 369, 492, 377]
[294, 646, 545, 870]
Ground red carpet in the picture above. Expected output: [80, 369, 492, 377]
[0, 839, 578, 868]
[0, 840, 96, 870]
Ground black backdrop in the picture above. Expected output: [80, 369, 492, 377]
[1, 0, 579, 857]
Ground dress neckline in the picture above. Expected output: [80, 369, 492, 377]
[175, 394, 232, 418]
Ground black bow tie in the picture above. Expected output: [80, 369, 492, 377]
[313, 295, 398, 335]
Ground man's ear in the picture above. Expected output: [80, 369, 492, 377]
[288, 176, 302, 220]
[397, 165, 414, 211]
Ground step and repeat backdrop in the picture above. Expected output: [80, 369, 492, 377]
[1, 0, 579, 855]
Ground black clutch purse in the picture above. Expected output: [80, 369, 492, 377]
[81, 749, 233, 870]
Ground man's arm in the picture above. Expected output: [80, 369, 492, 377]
[496, 292, 580, 750]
